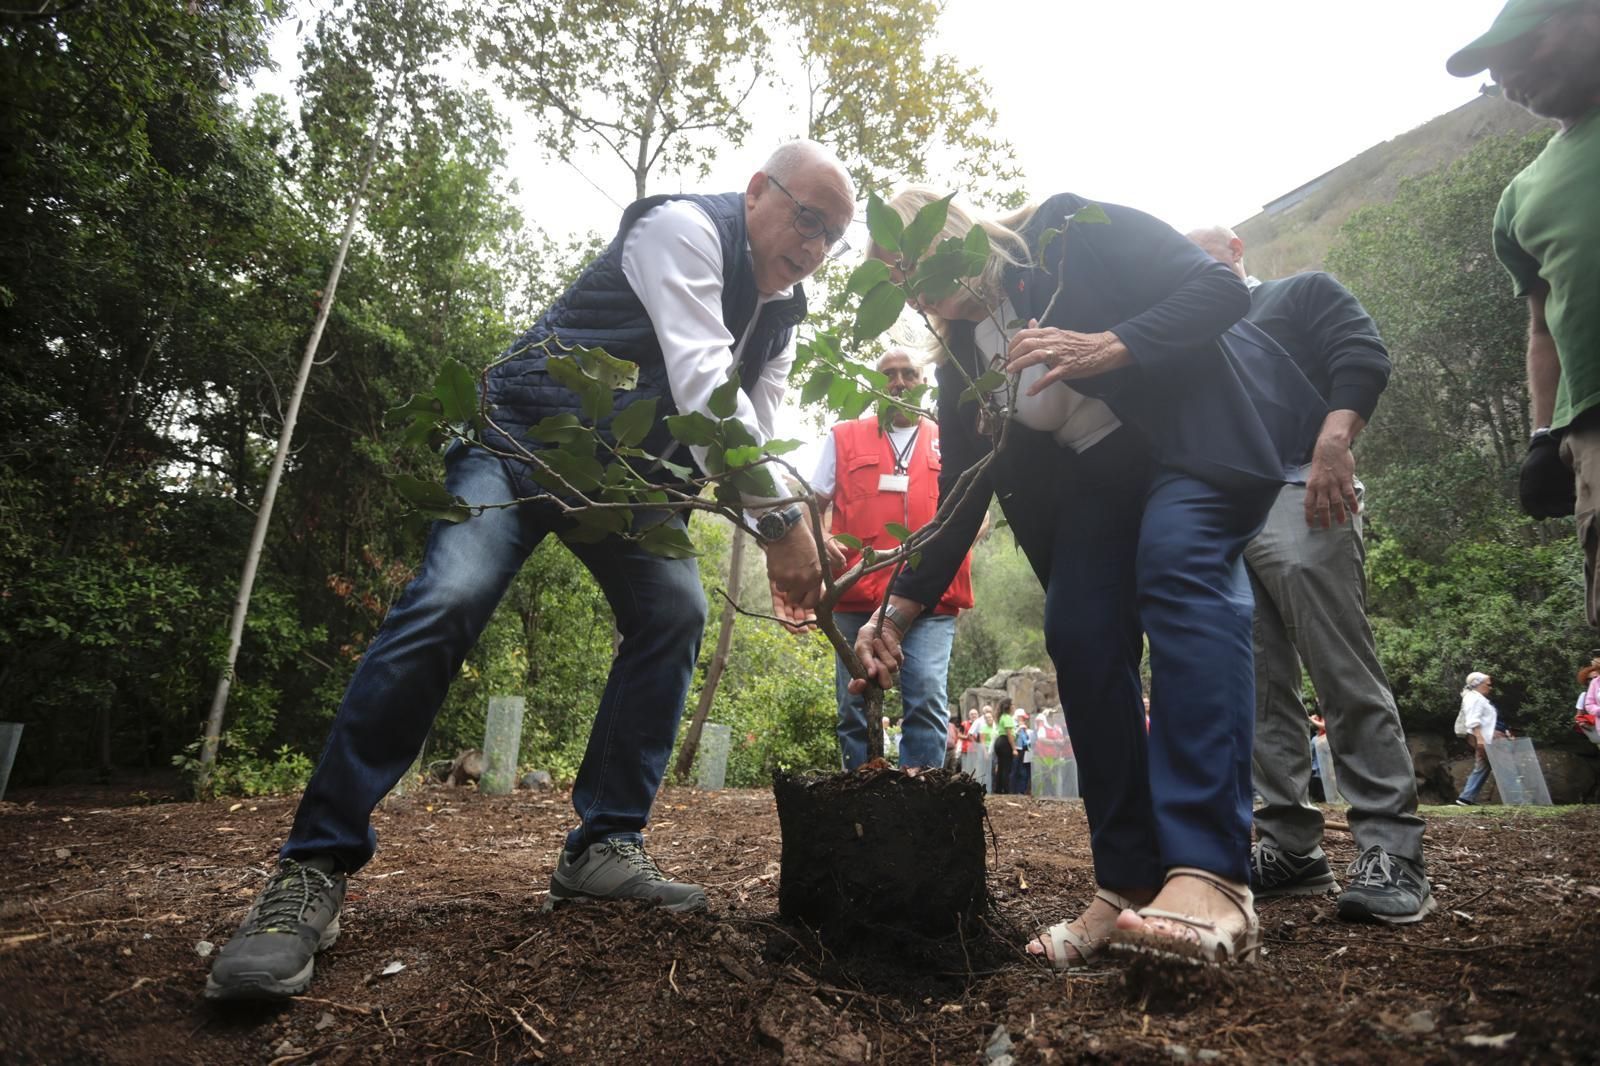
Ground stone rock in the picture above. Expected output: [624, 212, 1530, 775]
[1408, 735, 1455, 804]
[1536, 748, 1599, 803]
[446, 749, 484, 787]
[518, 770, 554, 791]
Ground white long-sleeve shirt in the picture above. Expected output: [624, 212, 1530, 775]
[1456, 689, 1499, 744]
[620, 200, 794, 508]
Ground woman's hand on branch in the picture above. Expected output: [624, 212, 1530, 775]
[849, 603, 918, 693]
[1005, 322, 1131, 393]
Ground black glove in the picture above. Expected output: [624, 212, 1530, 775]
[1519, 430, 1576, 519]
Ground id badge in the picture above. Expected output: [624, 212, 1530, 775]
[878, 473, 909, 493]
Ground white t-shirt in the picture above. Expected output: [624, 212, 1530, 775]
[811, 423, 919, 500]
[973, 299, 1121, 453]
[619, 200, 794, 508]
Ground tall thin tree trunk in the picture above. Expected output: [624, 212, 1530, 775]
[673, 531, 745, 781]
[196, 71, 402, 793]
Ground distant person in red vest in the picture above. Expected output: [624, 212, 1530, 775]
[811, 348, 976, 769]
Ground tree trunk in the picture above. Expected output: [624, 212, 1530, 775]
[196, 71, 402, 794]
[673, 530, 745, 781]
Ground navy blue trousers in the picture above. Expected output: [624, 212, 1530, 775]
[282, 445, 707, 872]
[1034, 432, 1274, 889]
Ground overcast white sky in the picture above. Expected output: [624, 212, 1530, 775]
[261, 0, 1510, 239]
[255, 0, 1513, 454]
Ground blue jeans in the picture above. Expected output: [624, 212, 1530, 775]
[833, 611, 956, 770]
[283, 445, 707, 872]
[1458, 740, 1491, 802]
[1034, 431, 1275, 890]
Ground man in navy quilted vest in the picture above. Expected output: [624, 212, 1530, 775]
[206, 141, 857, 1002]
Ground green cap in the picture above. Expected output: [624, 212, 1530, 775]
[1446, 0, 1583, 76]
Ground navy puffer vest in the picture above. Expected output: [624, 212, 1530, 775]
[482, 192, 807, 494]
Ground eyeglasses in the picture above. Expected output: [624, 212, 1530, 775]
[767, 174, 851, 260]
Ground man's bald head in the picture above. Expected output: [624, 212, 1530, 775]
[1187, 225, 1247, 280]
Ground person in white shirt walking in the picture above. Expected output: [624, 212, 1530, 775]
[206, 141, 856, 1002]
[1455, 672, 1509, 805]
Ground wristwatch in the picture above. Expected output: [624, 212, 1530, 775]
[881, 603, 912, 635]
[755, 504, 804, 543]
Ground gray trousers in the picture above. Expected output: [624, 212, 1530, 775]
[1244, 480, 1425, 866]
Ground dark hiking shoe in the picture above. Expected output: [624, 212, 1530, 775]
[205, 858, 345, 1001]
[1337, 846, 1436, 925]
[544, 839, 707, 914]
[1250, 841, 1339, 900]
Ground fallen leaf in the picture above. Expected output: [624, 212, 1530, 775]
[228, 803, 243, 813]
[381, 960, 405, 976]
[195, 940, 215, 958]
[55, 848, 71, 859]
[1463, 1033, 1515, 1049]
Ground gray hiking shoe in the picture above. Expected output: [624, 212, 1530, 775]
[1337, 845, 1436, 925]
[1250, 840, 1339, 900]
[205, 857, 345, 1001]
[544, 838, 707, 914]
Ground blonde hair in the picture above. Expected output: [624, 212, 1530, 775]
[878, 187, 1034, 359]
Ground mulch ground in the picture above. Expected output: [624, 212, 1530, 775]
[3, 777, 1599, 1065]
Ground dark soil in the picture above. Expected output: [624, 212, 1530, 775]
[3, 777, 1599, 1065]
[774, 768, 989, 950]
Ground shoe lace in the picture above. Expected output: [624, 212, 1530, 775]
[1251, 842, 1286, 882]
[244, 860, 337, 936]
[1346, 846, 1395, 890]
[607, 841, 667, 883]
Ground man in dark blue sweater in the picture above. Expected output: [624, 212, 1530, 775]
[1190, 227, 1432, 926]
[206, 141, 856, 1002]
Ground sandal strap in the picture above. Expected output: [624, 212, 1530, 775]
[1163, 867, 1253, 926]
[1094, 888, 1140, 913]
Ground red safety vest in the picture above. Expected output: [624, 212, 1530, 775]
[829, 415, 976, 615]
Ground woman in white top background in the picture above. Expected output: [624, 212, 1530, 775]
[1454, 672, 1510, 805]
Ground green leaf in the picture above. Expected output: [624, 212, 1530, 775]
[610, 397, 658, 448]
[866, 192, 903, 254]
[724, 444, 762, 467]
[566, 344, 641, 391]
[833, 532, 863, 550]
[1070, 203, 1111, 226]
[721, 418, 758, 449]
[801, 370, 834, 406]
[840, 389, 874, 420]
[1034, 227, 1061, 266]
[526, 413, 586, 444]
[435, 360, 478, 424]
[535, 449, 605, 492]
[708, 374, 741, 418]
[901, 194, 954, 263]
[545, 355, 611, 422]
[959, 369, 1009, 404]
[392, 475, 470, 523]
[846, 258, 892, 296]
[853, 280, 906, 341]
[885, 522, 912, 543]
[963, 223, 990, 262]
[763, 438, 804, 456]
[665, 411, 719, 447]
[563, 508, 630, 543]
[639, 522, 699, 559]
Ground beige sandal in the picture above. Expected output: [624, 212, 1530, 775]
[1107, 868, 1260, 967]
[1030, 888, 1141, 971]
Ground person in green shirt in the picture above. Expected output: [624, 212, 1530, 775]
[1450, 0, 1600, 621]
[992, 697, 1017, 795]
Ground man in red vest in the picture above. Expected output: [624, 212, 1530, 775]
[811, 348, 976, 769]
